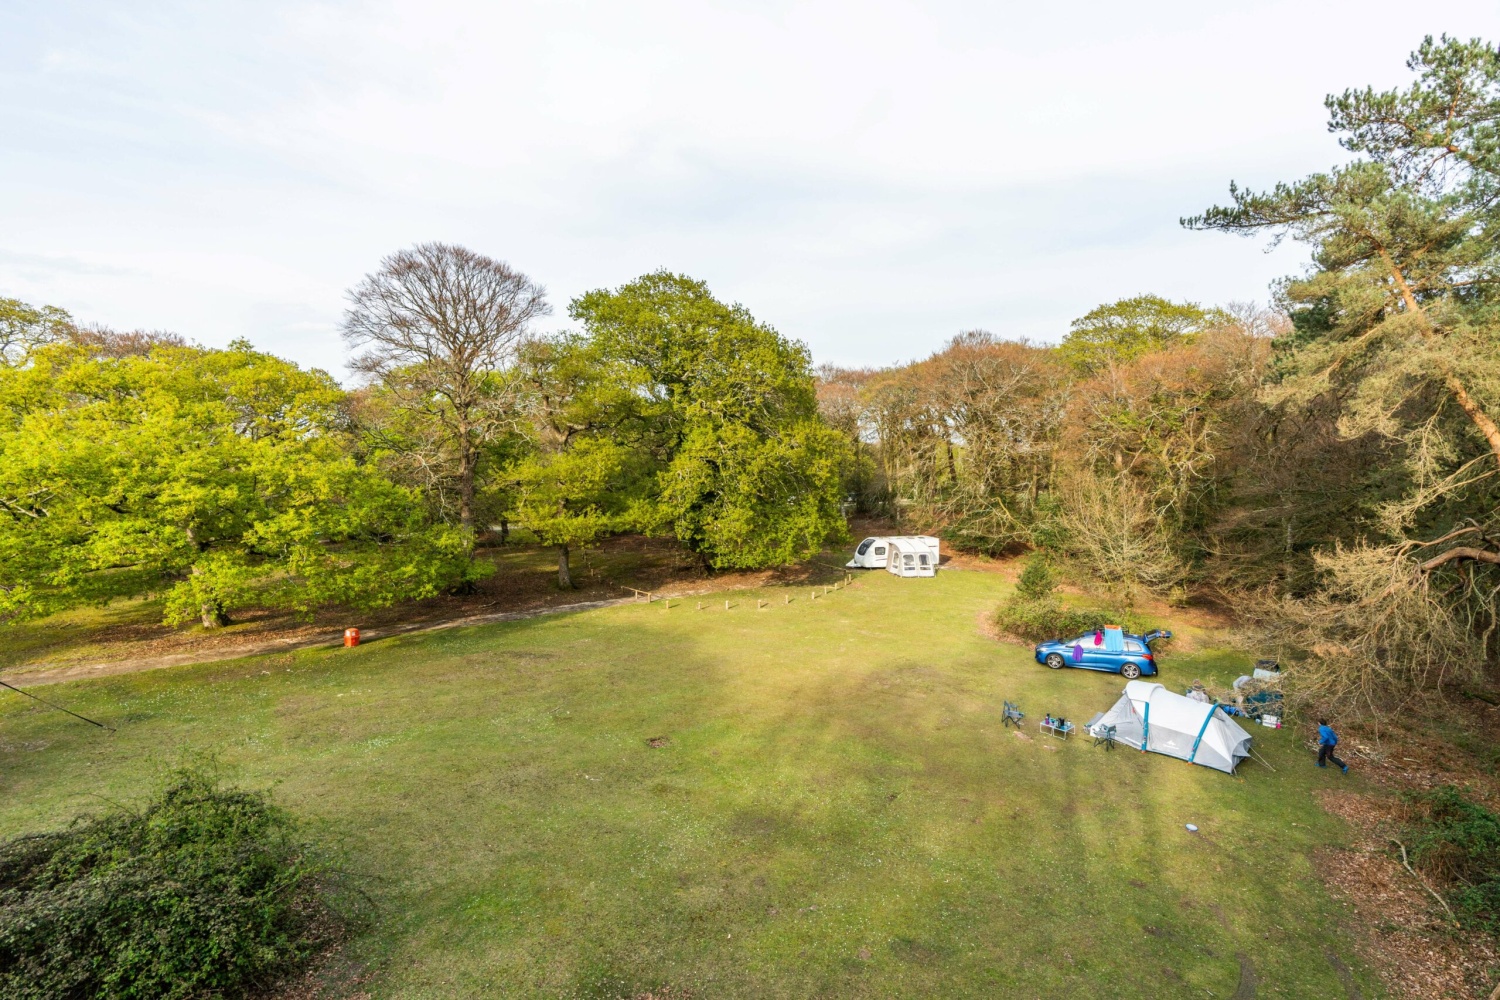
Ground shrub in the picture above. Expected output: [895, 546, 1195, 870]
[1014, 552, 1057, 601]
[992, 595, 1161, 644]
[0, 768, 344, 1000]
[1404, 785, 1500, 934]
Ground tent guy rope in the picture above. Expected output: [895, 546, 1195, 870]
[0, 679, 114, 732]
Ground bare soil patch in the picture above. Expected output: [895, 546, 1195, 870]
[1, 534, 839, 686]
[1312, 696, 1500, 999]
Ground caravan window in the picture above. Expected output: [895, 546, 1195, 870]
[873, 546, 886, 556]
[856, 538, 874, 556]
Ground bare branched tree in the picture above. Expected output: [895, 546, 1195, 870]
[342, 243, 550, 533]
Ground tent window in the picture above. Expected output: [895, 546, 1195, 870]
[918, 554, 929, 566]
[856, 538, 874, 555]
[903, 555, 914, 566]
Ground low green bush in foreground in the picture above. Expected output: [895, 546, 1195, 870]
[1405, 785, 1500, 934]
[0, 769, 340, 1000]
[993, 594, 1161, 644]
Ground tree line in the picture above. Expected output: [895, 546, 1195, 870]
[3, 35, 1497, 717]
[0, 264, 849, 629]
[821, 36, 1500, 715]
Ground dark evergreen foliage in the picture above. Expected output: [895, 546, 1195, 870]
[0, 770, 342, 1000]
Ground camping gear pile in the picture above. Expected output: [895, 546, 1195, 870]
[1085, 681, 1254, 774]
[1215, 660, 1284, 727]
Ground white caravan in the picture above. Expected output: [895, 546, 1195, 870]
[846, 536, 940, 576]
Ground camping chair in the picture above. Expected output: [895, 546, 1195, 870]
[1092, 724, 1117, 750]
[1002, 701, 1024, 728]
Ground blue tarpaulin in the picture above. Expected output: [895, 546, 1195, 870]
[1102, 625, 1125, 653]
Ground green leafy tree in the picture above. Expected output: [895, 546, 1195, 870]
[567, 272, 850, 569]
[1188, 35, 1500, 709]
[512, 437, 648, 588]
[1185, 36, 1500, 471]
[0, 340, 474, 628]
[0, 298, 74, 366]
[1014, 551, 1057, 600]
[655, 419, 849, 570]
[1056, 295, 1226, 375]
[511, 334, 655, 586]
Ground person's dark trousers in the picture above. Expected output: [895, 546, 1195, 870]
[1318, 744, 1347, 769]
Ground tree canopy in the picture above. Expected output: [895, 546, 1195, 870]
[1056, 295, 1225, 375]
[566, 272, 850, 569]
[343, 243, 550, 534]
[0, 338, 473, 627]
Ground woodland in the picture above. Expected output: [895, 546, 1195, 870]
[3, 35, 1500, 721]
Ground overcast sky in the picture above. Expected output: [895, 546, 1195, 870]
[2, 2, 1495, 377]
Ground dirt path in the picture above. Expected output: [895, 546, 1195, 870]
[2, 597, 639, 688]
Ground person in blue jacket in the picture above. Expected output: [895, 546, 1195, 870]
[1316, 718, 1348, 773]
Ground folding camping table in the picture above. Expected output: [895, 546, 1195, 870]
[1039, 720, 1074, 740]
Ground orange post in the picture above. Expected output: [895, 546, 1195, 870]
[343, 628, 360, 648]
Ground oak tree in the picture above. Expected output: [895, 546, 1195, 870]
[343, 243, 549, 535]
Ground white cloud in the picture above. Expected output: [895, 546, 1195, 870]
[1, 0, 1493, 375]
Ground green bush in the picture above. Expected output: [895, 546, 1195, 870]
[992, 596, 1161, 644]
[1405, 785, 1500, 933]
[1015, 552, 1057, 601]
[0, 769, 343, 1000]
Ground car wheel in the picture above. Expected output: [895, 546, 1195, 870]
[1045, 653, 1065, 670]
[1121, 662, 1141, 680]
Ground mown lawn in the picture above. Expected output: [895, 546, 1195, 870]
[0, 569, 1375, 998]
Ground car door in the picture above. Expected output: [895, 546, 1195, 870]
[1064, 633, 1094, 668]
[1078, 632, 1118, 672]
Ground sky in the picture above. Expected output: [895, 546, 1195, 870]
[2, 2, 1496, 378]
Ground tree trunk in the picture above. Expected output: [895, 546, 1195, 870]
[1379, 247, 1500, 465]
[200, 600, 229, 629]
[458, 441, 476, 533]
[453, 416, 477, 536]
[1445, 374, 1500, 464]
[557, 544, 573, 589]
[499, 517, 509, 544]
[185, 529, 228, 628]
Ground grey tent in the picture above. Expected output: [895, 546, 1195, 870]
[1088, 681, 1253, 774]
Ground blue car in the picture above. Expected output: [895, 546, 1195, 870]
[1033, 626, 1172, 680]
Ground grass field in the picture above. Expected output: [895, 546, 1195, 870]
[0, 568, 1376, 998]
